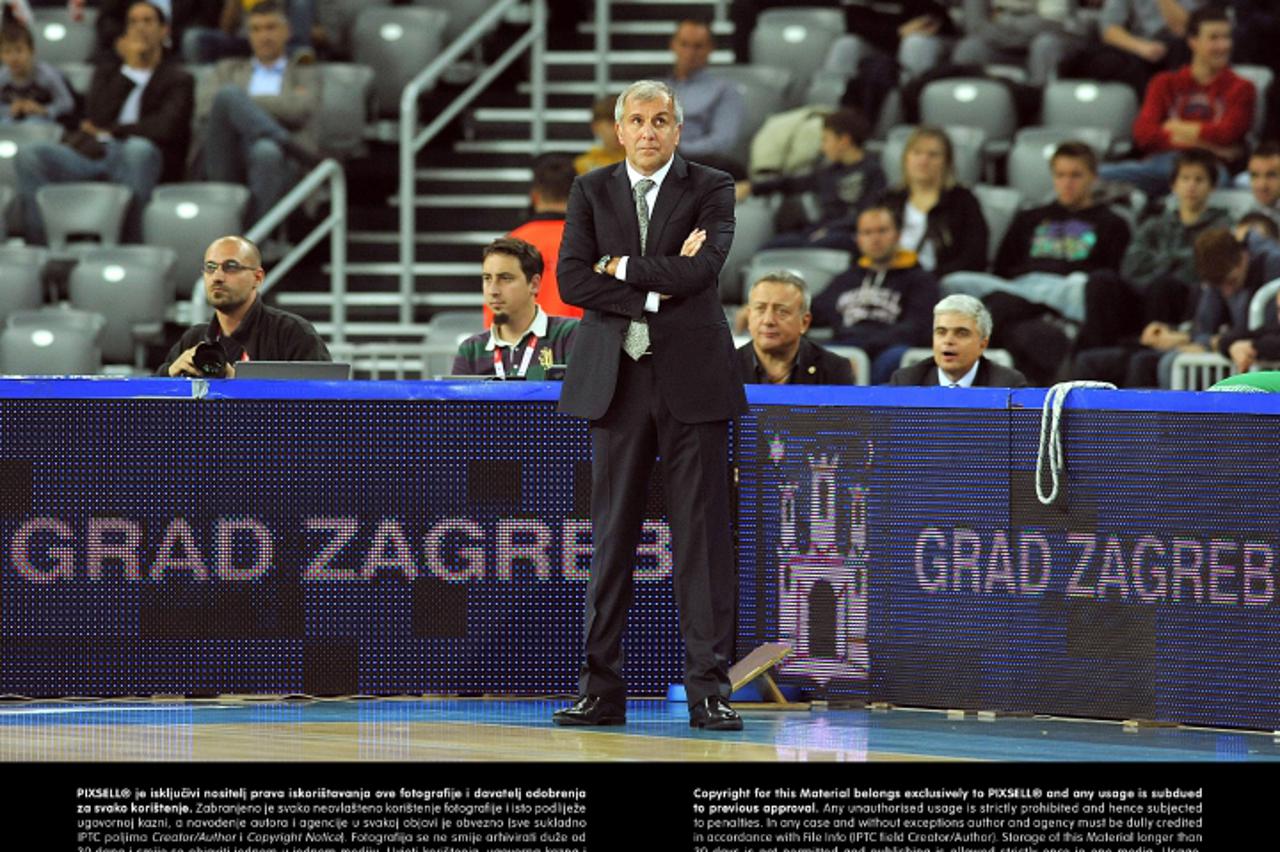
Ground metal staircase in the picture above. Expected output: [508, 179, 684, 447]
[274, 0, 734, 349]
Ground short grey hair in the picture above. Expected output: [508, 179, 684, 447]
[751, 269, 811, 312]
[934, 294, 992, 339]
[615, 80, 684, 126]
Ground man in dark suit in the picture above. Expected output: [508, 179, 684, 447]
[735, 270, 855, 385]
[553, 79, 746, 731]
[889, 294, 1029, 387]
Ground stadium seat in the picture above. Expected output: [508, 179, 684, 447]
[720, 196, 777, 303]
[68, 257, 171, 368]
[0, 184, 11, 239]
[1168, 352, 1234, 390]
[31, 7, 97, 64]
[711, 65, 793, 168]
[0, 253, 44, 326]
[1207, 187, 1262, 220]
[352, 7, 450, 116]
[1248, 277, 1280, 330]
[36, 182, 131, 251]
[152, 182, 251, 220]
[1234, 65, 1273, 142]
[55, 60, 93, 96]
[0, 307, 103, 375]
[316, 0, 392, 58]
[424, 339, 462, 377]
[317, 63, 376, 157]
[919, 79, 1017, 155]
[825, 343, 871, 386]
[749, 8, 845, 105]
[971, 184, 1023, 264]
[427, 310, 481, 347]
[1041, 80, 1138, 156]
[142, 190, 247, 300]
[412, 0, 492, 44]
[0, 122, 63, 189]
[1007, 128, 1112, 205]
[742, 247, 852, 302]
[67, 244, 178, 289]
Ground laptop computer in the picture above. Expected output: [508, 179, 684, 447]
[234, 361, 353, 380]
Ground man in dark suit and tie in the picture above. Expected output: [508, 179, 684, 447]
[889, 294, 1029, 387]
[552, 79, 747, 731]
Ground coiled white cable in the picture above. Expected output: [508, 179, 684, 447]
[1035, 381, 1116, 505]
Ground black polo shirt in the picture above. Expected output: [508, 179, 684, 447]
[157, 296, 330, 375]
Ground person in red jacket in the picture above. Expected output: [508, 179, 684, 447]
[484, 153, 584, 326]
[1098, 5, 1254, 200]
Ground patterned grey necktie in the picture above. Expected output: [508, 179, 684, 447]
[623, 178, 655, 360]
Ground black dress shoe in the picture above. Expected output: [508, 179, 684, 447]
[552, 695, 626, 726]
[689, 695, 743, 731]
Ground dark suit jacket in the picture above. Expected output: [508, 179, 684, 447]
[87, 58, 195, 182]
[889, 356, 1029, 388]
[735, 337, 855, 385]
[557, 155, 747, 422]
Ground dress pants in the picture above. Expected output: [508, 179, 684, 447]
[579, 352, 736, 706]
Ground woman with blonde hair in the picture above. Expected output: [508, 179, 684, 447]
[879, 125, 988, 276]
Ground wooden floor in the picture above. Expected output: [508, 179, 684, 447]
[1, 697, 1277, 762]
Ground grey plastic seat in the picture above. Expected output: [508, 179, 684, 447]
[427, 309, 482, 347]
[1042, 80, 1138, 155]
[0, 255, 44, 326]
[142, 194, 245, 300]
[31, 7, 98, 64]
[0, 184, 11, 239]
[1234, 65, 1274, 141]
[353, 7, 450, 116]
[0, 122, 64, 188]
[55, 60, 94, 96]
[742, 247, 853, 302]
[1, 307, 104, 375]
[711, 65, 793, 168]
[1007, 128, 1111, 205]
[920, 79, 1017, 155]
[971, 184, 1024, 264]
[67, 244, 178, 289]
[316, 63, 376, 157]
[68, 258, 171, 368]
[36, 182, 132, 251]
[152, 182, 251, 220]
[750, 8, 845, 105]
[412, 0, 491, 44]
[720, 196, 777, 303]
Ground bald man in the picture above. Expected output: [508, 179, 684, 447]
[158, 234, 329, 377]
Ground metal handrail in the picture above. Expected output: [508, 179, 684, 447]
[187, 158, 349, 342]
[398, 0, 546, 324]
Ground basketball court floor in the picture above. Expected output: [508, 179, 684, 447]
[2, 697, 1277, 762]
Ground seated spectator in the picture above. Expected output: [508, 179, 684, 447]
[1178, 223, 1280, 380]
[0, 19, 73, 125]
[93, 0, 220, 64]
[1120, 148, 1231, 324]
[951, 0, 1089, 87]
[575, 95, 625, 175]
[944, 141, 1132, 325]
[1244, 141, 1280, 226]
[735, 108, 886, 252]
[735, 270, 855, 385]
[841, 0, 957, 81]
[879, 125, 989, 276]
[160, 234, 329, 376]
[183, 0, 313, 64]
[890, 293, 1029, 386]
[453, 237, 579, 380]
[811, 204, 940, 383]
[1098, 6, 1254, 200]
[665, 18, 745, 176]
[1060, 0, 1200, 96]
[495, 153, 582, 324]
[1072, 211, 1267, 389]
[194, 0, 321, 224]
[14, 1, 193, 244]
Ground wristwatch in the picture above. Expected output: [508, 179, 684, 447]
[594, 254, 613, 274]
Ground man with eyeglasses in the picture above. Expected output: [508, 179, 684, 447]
[158, 234, 329, 377]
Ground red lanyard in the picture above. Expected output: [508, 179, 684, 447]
[493, 334, 538, 379]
